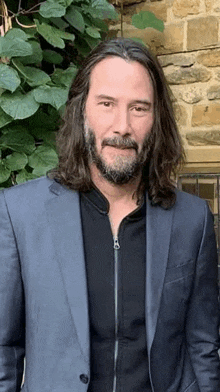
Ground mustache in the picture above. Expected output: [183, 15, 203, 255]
[102, 137, 138, 151]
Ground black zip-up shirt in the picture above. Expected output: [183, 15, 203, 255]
[80, 187, 152, 392]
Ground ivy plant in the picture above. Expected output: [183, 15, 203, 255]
[0, 0, 164, 188]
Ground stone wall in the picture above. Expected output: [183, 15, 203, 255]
[110, 0, 220, 172]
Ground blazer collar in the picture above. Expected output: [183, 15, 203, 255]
[46, 180, 89, 362]
[146, 196, 174, 352]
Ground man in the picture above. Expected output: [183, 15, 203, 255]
[0, 38, 219, 392]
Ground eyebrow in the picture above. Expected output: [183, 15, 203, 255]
[95, 94, 152, 106]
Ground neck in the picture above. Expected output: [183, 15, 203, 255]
[90, 164, 142, 206]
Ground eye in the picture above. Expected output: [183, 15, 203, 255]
[131, 105, 149, 115]
[99, 101, 113, 107]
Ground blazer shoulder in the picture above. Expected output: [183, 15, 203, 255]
[1, 176, 52, 201]
[0, 177, 78, 211]
[174, 188, 211, 224]
[175, 188, 207, 209]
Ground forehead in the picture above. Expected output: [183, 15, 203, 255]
[88, 56, 154, 98]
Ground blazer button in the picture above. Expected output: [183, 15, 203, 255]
[80, 374, 89, 384]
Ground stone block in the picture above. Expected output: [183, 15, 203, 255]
[187, 17, 219, 51]
[172, 0, 200, 18]
[205, 0, 212, 12]
[214, 0, 220, 12]
[159, 53, 195, 67]
[207, 85, 220, 100]
[186, 130, 220, 146]
[114, 22, 184, 55]
[164, 65, 211, 84]
[179, 85, 203, 104]
[197, 50, 220, 67]
[192, 103, 220, 126]
[135, 1, 168, 22]
[173, 103, 188, 126]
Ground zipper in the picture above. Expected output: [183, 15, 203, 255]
[113, 235, 120, 392]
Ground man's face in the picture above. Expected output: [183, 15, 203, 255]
[84, 56, 154, 184]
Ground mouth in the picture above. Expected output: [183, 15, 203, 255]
[105, 145, 135, 150]
[102, 141, 138, 152]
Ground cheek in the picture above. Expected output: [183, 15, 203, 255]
[134, 115, 154, 143]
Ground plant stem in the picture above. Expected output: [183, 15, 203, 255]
[18, 0, 22, 12]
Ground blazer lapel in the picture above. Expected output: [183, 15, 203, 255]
[146, 196, 174, 352]
[45, 181, 89, 361]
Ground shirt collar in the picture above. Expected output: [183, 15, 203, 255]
[81, 185, 146, 220]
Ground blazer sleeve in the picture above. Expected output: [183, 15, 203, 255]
[0, 190, 25, 392]
[186, 201, 220, 390]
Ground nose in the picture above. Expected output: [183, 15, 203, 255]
[113, 107, 131, 136]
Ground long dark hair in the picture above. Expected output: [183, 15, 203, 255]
[49, 38, 185, 209]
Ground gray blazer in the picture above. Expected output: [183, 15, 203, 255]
[0, 176, 219, 392]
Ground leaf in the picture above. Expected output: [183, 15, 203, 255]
[39, 0, 66, 18]
[16, 169, 38, 184]
[18, 41, 43, 65]
[35, 20, 65, 49]
[50, 17, 69, 30]
[35, 20, 74, 49]
[43, 50, 63, 64]
[5, 28, 28, 41]
[51, 66, 77, 88]
[86, 26, 101, 38]
[132, 11, 164, 32]
[0, 36, 33, 58]
[0, 161, 11, 183]
[25, 109, 60, 133]
[0, 64, 21, 92]
[60, 0, 74, 6]
[64, 6, 85, 33]
[33, 85, 68, 110]
[0, 128, 36, 154]
[28, 145, 58, 171]
[12, 59, 51, 87]
[0, 107, 13, 129]
[0, 91, 40, 120]
[82, 0, 118, 20]
[89, 17, 108, 32]
[5, 152, 28, 171]
[84, 35, 100, 49]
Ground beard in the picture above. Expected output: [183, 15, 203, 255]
[84, 125, 154, 185]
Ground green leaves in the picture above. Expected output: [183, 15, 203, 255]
[43, 50, 63, 64]
[18, 41, 43, 65]
[35, 20, 75, 49]
[5, 152, 28, 171]
[12, 59, 51, 87]
[0, 162, 11, 183]
[29, 145, 58, 175]
[33, 85, 68, 110]
[0, 65, 21, 92]
[86, 26, 101, 38]
[64, 6, 85, 33]
[51, 66, 78, 88]
[0, 127, 36, 154]
[0, 108, 13, 129]
[0, 91, 40, 120]
[0, 36, 33, 58]
[132, 11, 164, 32]
[39, 0, 66, 18]
[82, 0, 118, 20]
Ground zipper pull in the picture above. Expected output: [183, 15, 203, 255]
[113, 236, 120, 250]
